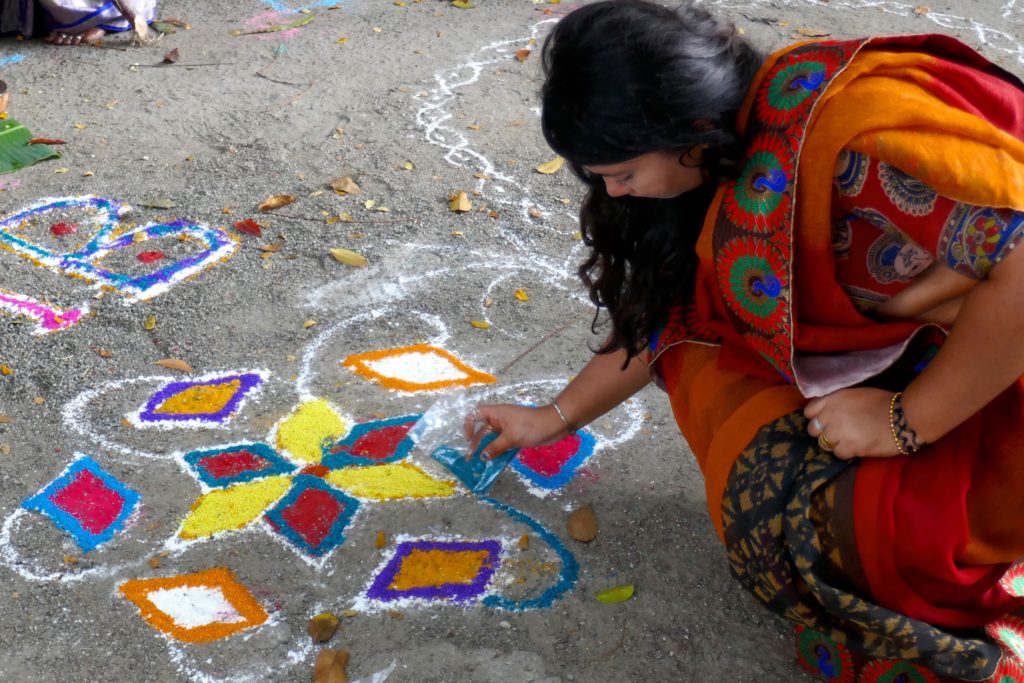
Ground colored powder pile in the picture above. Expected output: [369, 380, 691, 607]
[157, 380, 242, 416]
[389, 549, 491, 590]
[325, 463, 456, 500]
[179, 476, 291, 539]
[276, 399, 349, 463]
[119, 568, 268, 643]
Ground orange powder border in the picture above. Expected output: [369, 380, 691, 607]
[341, 344, 496, 392]
[118, 567, 268, 643]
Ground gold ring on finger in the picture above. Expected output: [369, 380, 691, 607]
[818, 433, 837, 452]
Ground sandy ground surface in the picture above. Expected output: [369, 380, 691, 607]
[0, 1, 1021, 681]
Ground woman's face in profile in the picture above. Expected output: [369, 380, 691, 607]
[584, 147, 706, 199]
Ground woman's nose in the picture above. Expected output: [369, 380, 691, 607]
[604, 177, 631, 197]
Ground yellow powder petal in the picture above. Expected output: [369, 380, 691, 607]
[156, 380, 241, 416]
[324, 463, 456, 500]
[388, 549, 491, 590]
[275, 399, 350, 463]
[179, 476, 291, 539]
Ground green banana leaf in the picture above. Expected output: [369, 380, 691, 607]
[0, 118, 61, 175]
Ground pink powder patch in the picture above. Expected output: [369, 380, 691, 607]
[137, 251, 166, 264]
[50, 222, 77, 236]
[244, 11, 304, 41]
[348, 424, 413, 460]
[517, 434, 583, 477]
[50, 469, 125, 534]
[198, 450, 270, 480]
[280, 488, 343, 548]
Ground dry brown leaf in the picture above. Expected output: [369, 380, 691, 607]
[518, 534, 529, 551]
[120, 418, 133, 428]
[96, 348, 113, 359]
[795, 27, 831, 37]
[260, 240, 284, 253]
[514, 48, 531, 61]
[148, 557, 161, 569]
[528, 207, 542, 219]
[0, 415, 9, 424]
[307, 613, 340, 643]
[483, 296, 493, 308]
[535, 156, 563, 174]
[388, 611, 404, 620]
[566, 505, 598, 542]
[0, 443, 10, 456]
[63, 555, 79, 565]
[258, 195, 296, 212]
[375, 531, 386, 549]
[313, 649, 350, 683]
[33, 396, 45, 405]
[449, 191, 472, 213]
[330, 248, 368, 267]
[155, 358, 194, 374]
[467, 123, 481, 131]
[330, 177, 362, 195]
[913, 4, 930, 14]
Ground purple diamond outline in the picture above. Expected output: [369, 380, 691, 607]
[136, 373, 263, 425]
[366, 539, 501, 603]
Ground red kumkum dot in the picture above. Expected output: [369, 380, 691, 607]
[137, 251, 166, 264]
[50, 222, 77, 236]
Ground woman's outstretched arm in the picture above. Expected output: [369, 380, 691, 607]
[465, 345, 652, 458]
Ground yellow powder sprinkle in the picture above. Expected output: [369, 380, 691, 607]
[325, 463, 456, 500]
[276, 399, 349, 463]
[179, 476, 291, 539]
[156, 380, 241, 416]
[388, 549, 491, 590]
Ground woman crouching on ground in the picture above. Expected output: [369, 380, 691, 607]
[467, 1, 1024, 680]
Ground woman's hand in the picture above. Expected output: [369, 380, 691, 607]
[804, 387, 900, 460]
[464, 404, 568, 460]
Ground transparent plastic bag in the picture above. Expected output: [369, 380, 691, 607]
[409, 391, 518, 494]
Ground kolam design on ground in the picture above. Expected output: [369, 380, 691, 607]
[119, 567, 268, 643]
[22, 455, 140, 552]
[176, 408, 455, 558]
[342, 344, 496, 392]
[0, 196, 237, 333]
[128, 371, 267, 429]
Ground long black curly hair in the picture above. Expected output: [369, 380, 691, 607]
[541, 0, 762, 359]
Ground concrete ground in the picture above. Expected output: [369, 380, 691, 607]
[0, 0, 1020, 681]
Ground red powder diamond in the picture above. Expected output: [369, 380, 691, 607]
[198, 450, 272, 480]
[279, 488, 344, 549]
[517, 434, 582, 477]
[50, 469, 126, 535]
[347, 424, 413, 460]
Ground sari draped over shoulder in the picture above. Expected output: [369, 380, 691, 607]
[651, 35, 1024, 681]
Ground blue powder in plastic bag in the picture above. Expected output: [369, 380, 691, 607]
[430, 433, 518, 494]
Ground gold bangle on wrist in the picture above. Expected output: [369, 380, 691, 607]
[551, 400, 577, 434]
[889, 392, 910, 456]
